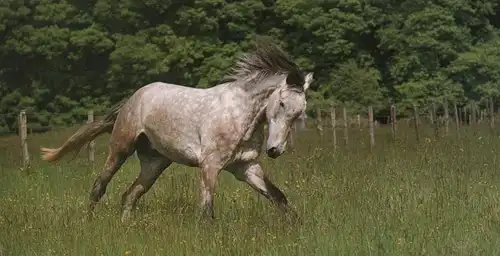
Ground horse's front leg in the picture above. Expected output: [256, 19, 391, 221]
[228, 161, 297, 219]
[199, 164, 221, 220]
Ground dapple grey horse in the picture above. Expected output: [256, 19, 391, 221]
[40, 38, 314, 222]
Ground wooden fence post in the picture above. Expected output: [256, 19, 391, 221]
[454, 102, 460, 139]
[390, 104, 396, 140]
[330, 106, 337, 151]
[470, 102, 476, 125]
[343, 107, 348, 146]
[368, 106, 375, 151]
[490, 97, 495, 135]
[429, 104, 434, 126]
[19, 110, 29, 170]
[316, 107, 323, 136]
[471, 102, 477, 126]
[87, 110, 96, 163]
[461, 107, 466, 126]
[431, 103, 439, 138]
[413, 104, 420, 143]
[298, 111, 307, 130]
[443, 101, 449, 135]
[458, 107, 461, 125]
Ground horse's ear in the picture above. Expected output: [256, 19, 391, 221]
[304, 72, 314, 91]
[286, 70, 305, 89]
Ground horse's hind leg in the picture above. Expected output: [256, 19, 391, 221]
[88, 132, 135, 218]
[120, 134, 172, 222]
[88, 150, 131, 217]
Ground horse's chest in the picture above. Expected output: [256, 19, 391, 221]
[232, 130, 264, 162]
[233, 147, 260, 162]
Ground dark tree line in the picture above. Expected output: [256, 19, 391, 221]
[1, 0, 499, 133]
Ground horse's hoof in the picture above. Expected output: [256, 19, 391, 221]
[284, 208, 301, 224]
[121, 210, 132, 223]
[86, 205, 96, 221]
[289, 213, 302, 224]
[198, 212, 216, 224]
[86, 212, 95, 222]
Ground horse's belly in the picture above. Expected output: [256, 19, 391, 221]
[143, 130, 201, 167]
[158, 146, 199, 167]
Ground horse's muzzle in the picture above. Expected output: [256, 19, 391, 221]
[266, 147, 280, 158]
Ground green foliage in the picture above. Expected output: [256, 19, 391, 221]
[327, 59, 386, 113]
[396, 73, 464, 110]
[446, 39, 500, 102]
[0, 0, 499, 131]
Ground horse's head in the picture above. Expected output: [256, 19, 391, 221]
[265, 72, 313, 158]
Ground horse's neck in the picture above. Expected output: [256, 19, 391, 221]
[245, 76, 282, 108]
[242, 103, 267, 141]
[222, 75, 282, 141]
[240, 85, 279, 141]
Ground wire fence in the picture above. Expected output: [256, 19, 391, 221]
[2, 99, 498, 171]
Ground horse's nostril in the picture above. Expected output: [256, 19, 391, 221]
[266, 147, 279, 158]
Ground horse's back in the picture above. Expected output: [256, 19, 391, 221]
[119, 82, 217, 166]
[114, 81, 247, 166]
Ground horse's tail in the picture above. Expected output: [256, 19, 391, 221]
[40, 98, 128, 163]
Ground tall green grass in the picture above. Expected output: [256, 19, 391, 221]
[1, 124, 500, 255]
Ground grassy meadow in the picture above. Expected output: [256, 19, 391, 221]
[1, 122, 500, 255]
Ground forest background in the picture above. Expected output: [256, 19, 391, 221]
[1, 0, 499, 133]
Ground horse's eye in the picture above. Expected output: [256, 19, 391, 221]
[279, 102, 285, 108]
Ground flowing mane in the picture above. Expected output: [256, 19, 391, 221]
[224, 37, 305, 85]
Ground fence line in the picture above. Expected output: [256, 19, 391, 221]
[390, 104, 396, 141]
[330, 106, 337, 152]
[444, 101, 449, 135]
[6, 100, 499, 169]
[343, 107, 348, 146]
[19, 110, 29, 171]
[490, 97, 495, 134]
[413, 104, 420, 143]
[87, 110, 95, 163]
[316, 107, 323, 136]
[368, 106, 375, 151]
[454, 102, 460, 140]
